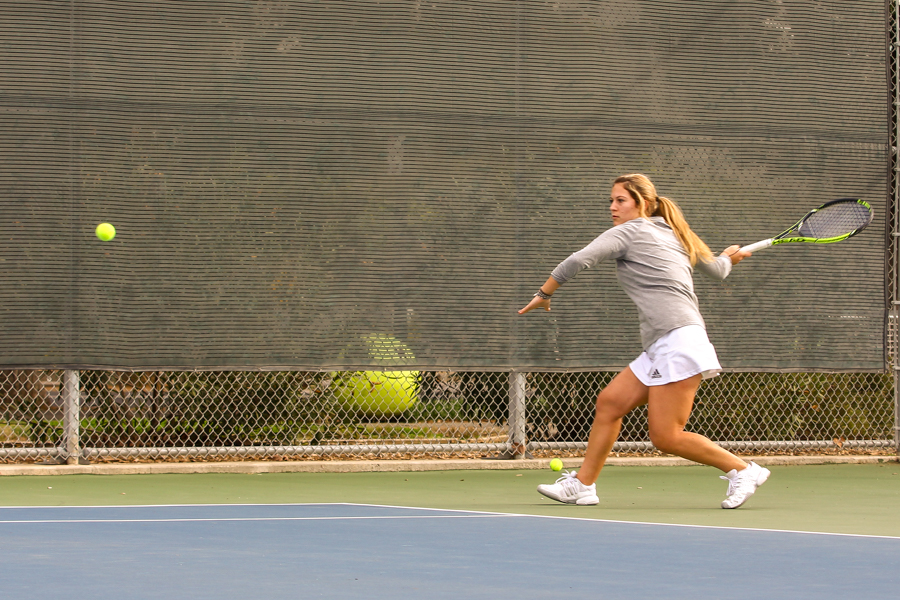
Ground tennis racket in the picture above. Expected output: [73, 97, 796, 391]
[740, 198, 874, 253]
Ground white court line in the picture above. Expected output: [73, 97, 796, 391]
[0, 502, 353, 509]
[0, 514, 510, 525]
[342, 502, 900, 541]
[1, 502, 897, 540]
[0, 502, 452, 510]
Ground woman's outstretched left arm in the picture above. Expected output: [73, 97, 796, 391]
[518, 277, 560, 314]
[520, 225, 630, 314]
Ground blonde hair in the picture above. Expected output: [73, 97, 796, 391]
[613, 173, 713, 266]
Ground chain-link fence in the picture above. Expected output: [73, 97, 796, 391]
[1, 369, 894, 464]
[0, 2, 895, 465]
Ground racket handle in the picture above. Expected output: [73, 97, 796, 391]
[740, 239, 773, 253]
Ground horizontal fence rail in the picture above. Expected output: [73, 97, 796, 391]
[0, 369, 896, 463]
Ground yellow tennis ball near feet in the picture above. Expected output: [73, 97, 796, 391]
[550, 458, 563, 471]
[95, 223, 116, 241]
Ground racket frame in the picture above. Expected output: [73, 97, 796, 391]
[740, 198, 872, 253]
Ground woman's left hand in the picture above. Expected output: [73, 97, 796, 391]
[518, 296, 551, 314]
[721, 245, 751, 265]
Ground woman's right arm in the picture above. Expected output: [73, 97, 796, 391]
[695, 245, 751, 280]
[722, 245, 751, 265]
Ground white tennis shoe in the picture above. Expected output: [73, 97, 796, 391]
[537, 470, 599, 505]
[720, 461, 770, 509]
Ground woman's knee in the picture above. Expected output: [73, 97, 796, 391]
[648, 427, 682, 453]
[594, 391, 632, 422]
[593, 368, 648, 421]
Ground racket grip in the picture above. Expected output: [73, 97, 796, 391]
[740, 239, 773, 253]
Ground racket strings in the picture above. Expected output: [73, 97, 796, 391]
[799, 202, 871, 239]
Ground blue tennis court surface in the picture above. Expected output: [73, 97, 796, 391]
[1, 503, 897, 599]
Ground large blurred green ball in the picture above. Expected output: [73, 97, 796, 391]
[333, 370, 418, 417]
[332, 334, 418, 417]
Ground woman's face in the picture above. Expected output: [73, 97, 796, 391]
[609, 182, 642, 226]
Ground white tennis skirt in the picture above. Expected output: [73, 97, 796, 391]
[629, 325, 722, 387]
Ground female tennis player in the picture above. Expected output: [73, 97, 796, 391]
[519, 173, 770, 509]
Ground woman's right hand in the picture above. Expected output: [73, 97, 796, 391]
[721, 245, 751, 265]
[518, 296, 551, 314]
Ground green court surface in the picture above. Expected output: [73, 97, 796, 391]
[1, 463, 898, 537]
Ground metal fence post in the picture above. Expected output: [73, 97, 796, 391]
[485, 370, 531, 460]
[893, 0, 900, 457]
[508, 371, 527, 458]
[62, 369, 81, 465]
[895, 366, 899, 455]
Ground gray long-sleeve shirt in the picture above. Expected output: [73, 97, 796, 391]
[550, 216, 731, 350]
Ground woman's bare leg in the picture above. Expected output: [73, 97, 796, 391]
[647, 374, 746, 473]
[576, 367, 649, 486]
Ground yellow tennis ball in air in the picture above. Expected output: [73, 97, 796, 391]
[549, 458, 563, 471]
[95, 223, 116, 241]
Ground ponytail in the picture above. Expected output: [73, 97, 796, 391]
[653, 195, 713, 266]
[613, 173, 713, 266]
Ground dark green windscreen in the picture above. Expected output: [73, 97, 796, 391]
[0, 1, 888, 370]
